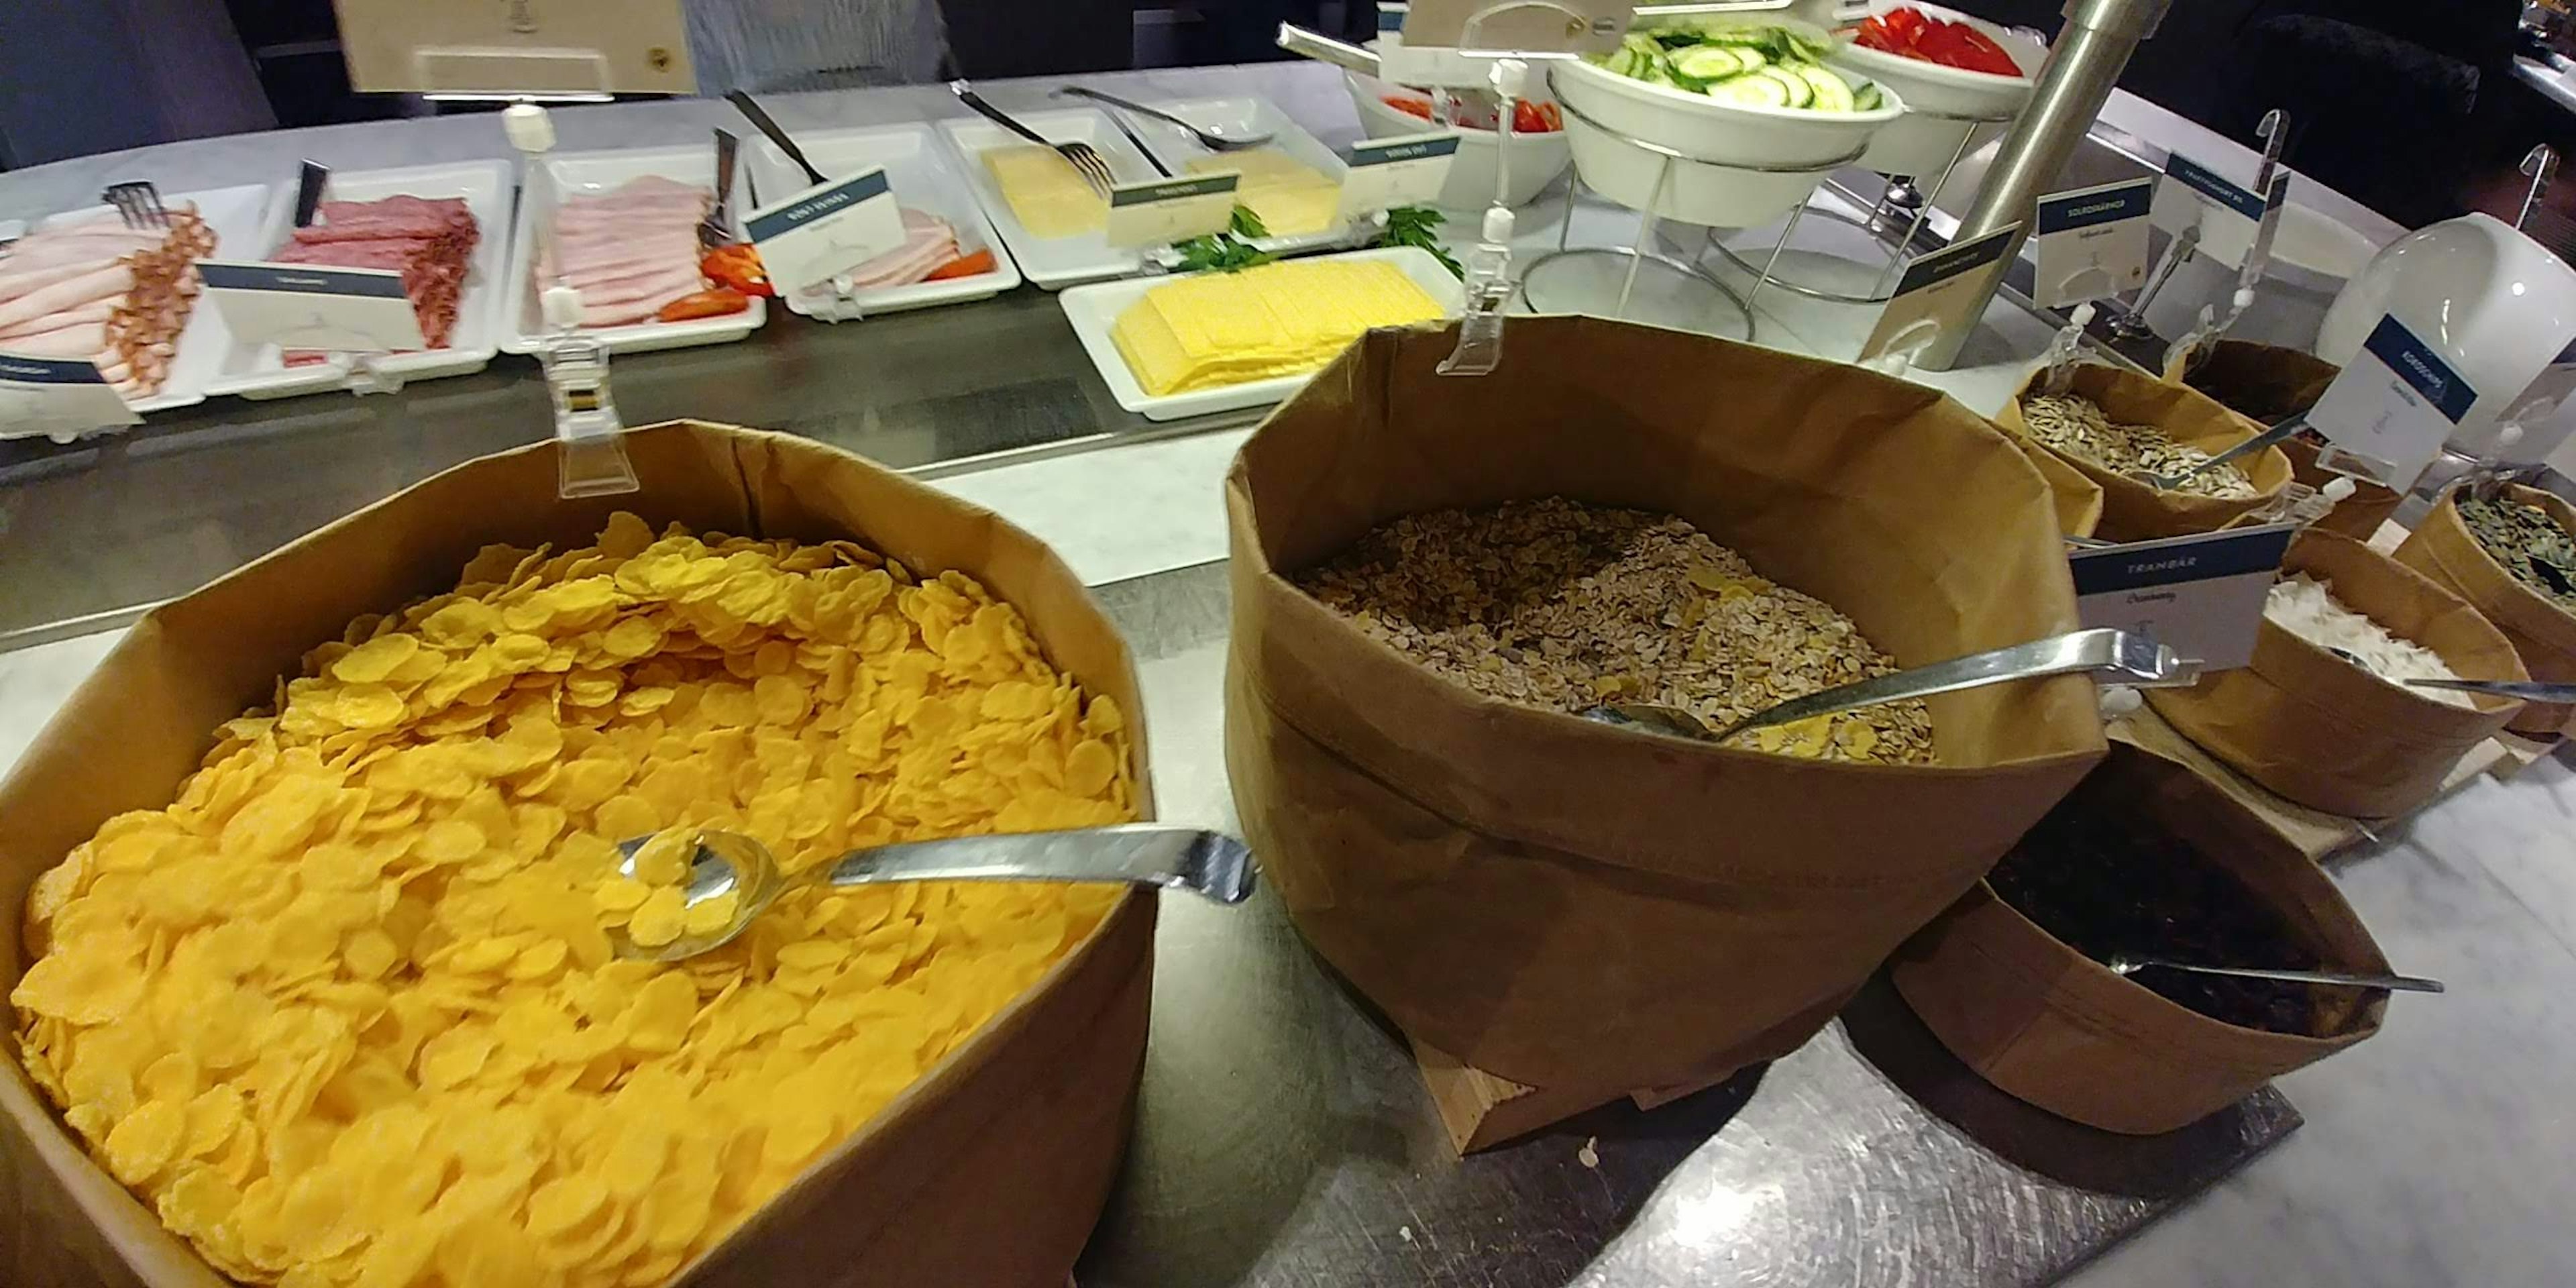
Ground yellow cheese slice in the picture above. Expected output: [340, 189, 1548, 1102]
[983, 144, 1106, 238]
[1185, 150, 1342, 238]
[1110, 259, 1444, 397]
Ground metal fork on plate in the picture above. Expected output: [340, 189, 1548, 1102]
[101, 181, 169, 229]
[951, 80, 1118, 198]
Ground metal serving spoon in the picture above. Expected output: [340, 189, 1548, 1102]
[1055, 87, 1274, 151]
[2109, 955, 2445, 994]
[608, 824, 1256, 961]
[2323, 647, 2576, 703]
[1582, 628, 2198, 746]
[2130, 410, 2303, 492]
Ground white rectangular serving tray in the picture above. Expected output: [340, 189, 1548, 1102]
[1128, 95, 1355, 256]
[498, 143, 765, 356]
[204, 160, 513, 400]
[742, 122, 1021, 321]
[0, 182, 274, 436]
[936, 107, 1173, 291]
[1057, 245, 1464, 423]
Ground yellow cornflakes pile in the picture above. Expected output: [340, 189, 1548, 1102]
[10, 513, 1134, 1288]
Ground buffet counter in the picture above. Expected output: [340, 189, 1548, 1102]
[4, 54, 2573, 1288]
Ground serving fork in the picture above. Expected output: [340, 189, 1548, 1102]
[101, 181, 169, 229]
[952, 80, 1118, 198]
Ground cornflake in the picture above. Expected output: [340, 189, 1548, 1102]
[11, 513, 1137, 1288]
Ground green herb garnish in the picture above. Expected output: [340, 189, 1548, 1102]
[1169, 205, 1277, 274]
[1373, 205, 1464, 278]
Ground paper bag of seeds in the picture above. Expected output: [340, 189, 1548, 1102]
[2145, 529, 2526, 818]
[1225, 317, 2107, 1105]
[1891, 742, 2390, 1135]
[2396, 485, 2576, 737]
[2175, 341, 2399, 541]
[1993, 362, 2293, 542]
[0, 422, 1156, 1288]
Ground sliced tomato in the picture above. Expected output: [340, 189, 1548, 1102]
[921, 248, 998, 282]
[700, 244, 775, 297]
[1384, 95, 1435, 121]
[655, 288, 751, 322]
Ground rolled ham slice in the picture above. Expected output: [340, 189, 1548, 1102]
[0, 264, 134, 332]
[542, 174, 716, 331]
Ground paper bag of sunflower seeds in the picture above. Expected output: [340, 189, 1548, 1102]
[0, 421, 1156, 1288]
[1225, 318, 2107, 1132]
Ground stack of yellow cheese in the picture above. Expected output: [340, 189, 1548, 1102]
[1110, 258, 1444, 397]
[982, 144, 1105, 238]
[1184, 150, 1342, 238]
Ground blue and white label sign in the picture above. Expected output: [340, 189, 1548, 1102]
[2070, 523, 2298, 671]
[746, 166, 908, 293]
[1105, 172, 1240, 249]
[199, 260, 425, 354]
[2306, 314, 2478, 490]
[2032, 178, 2155, 309]
[0, 352, 141, 441]
[2165, 154, 2271, 223]
[1337, 130, 1460, 220]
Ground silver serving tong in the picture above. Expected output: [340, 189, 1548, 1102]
[2131, 409, 2302, 491]
[2108, 955, 2444, 994]
[606, 824, 1255, 960]
[1582, 628, 2199, 745]
[952, 80, 1118, 198]
[727, 90, 825, 186]
[2324, 645, 2576, 703]
[1057, 86, 1272, 152]
[101, 181, 169, 229]
[700, 129, 740, 250]
[292, 160, 330, 229]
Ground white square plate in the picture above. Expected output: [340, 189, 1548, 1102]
[1057, 245, 1464, 423]
[742, 123, 1021, 321]
[499, 144, 766, 356]
[937, 107, 1172, 290]
[204, 160, 513, 400]
[0, 182, 274, 435]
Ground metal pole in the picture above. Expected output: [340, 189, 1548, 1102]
[1915, 0, 2171, 370]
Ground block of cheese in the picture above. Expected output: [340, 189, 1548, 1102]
[1110, 258, 1444, 397]
[982, 144, 1106, 238]
[1185, 149, 1341, 238]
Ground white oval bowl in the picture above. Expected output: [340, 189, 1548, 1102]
[1826, 1, 2045, 176]
[1344, 72, 1574, 209]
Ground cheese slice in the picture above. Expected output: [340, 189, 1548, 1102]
[1184, 150, 1342, 238]
[982, 144, 1106, 239]
[1110, 258, 1444, 397]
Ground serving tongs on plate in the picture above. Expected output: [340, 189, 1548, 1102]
[1582, 628, 2198, 745]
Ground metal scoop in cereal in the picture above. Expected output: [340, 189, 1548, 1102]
[600, 824, 1257, 960]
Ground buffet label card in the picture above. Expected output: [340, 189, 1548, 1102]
[199, 262, 425, 353]
[2306, 314, 2477, 490]
[2032, 179, 2154, 309]
[2164, 154, 2271, 223]
[745, 166, 908, 292]
[0, 354, 141, 441]
[1106, 172, 1240, 248]
[1337, 131, 1462, 219]
[2070, 523, 2298, 671]
[1857, 224, 2022, 367]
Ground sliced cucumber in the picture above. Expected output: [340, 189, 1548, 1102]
[1713, 73, 1794, 109]
[1852, 79, 1884, 113]
[1758, 66, 1814, 109]
[1796, 64, 1853, 113]
[1670, 46, 1749, 81]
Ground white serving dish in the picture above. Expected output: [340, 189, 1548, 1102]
[1057, 245, 1464, 423]
[498, 143, 765, 356]
[1826, 0, 2043, 177]
[1124, 95, 1354, 254]
[742, 122, 1020, 321]
[204, 160, 513, 400]
[1548, 25, 1904, 229]
[1344, 72, 1574, 209]
[2316, 213, 2576, 458]
[937, 107, 1171, 290]
[0, 182, 274, 435]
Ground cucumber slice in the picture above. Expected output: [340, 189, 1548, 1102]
[1758, 66, 1814, 109]
[1797, 64, 1854, 113]
[1852, 80, 1884, 112]
[1713, 73, 1794, 109]
[1784, 30, 1835, 62]
[1692, 26, 1772, 46]
[1671, 46, 1748, 81]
